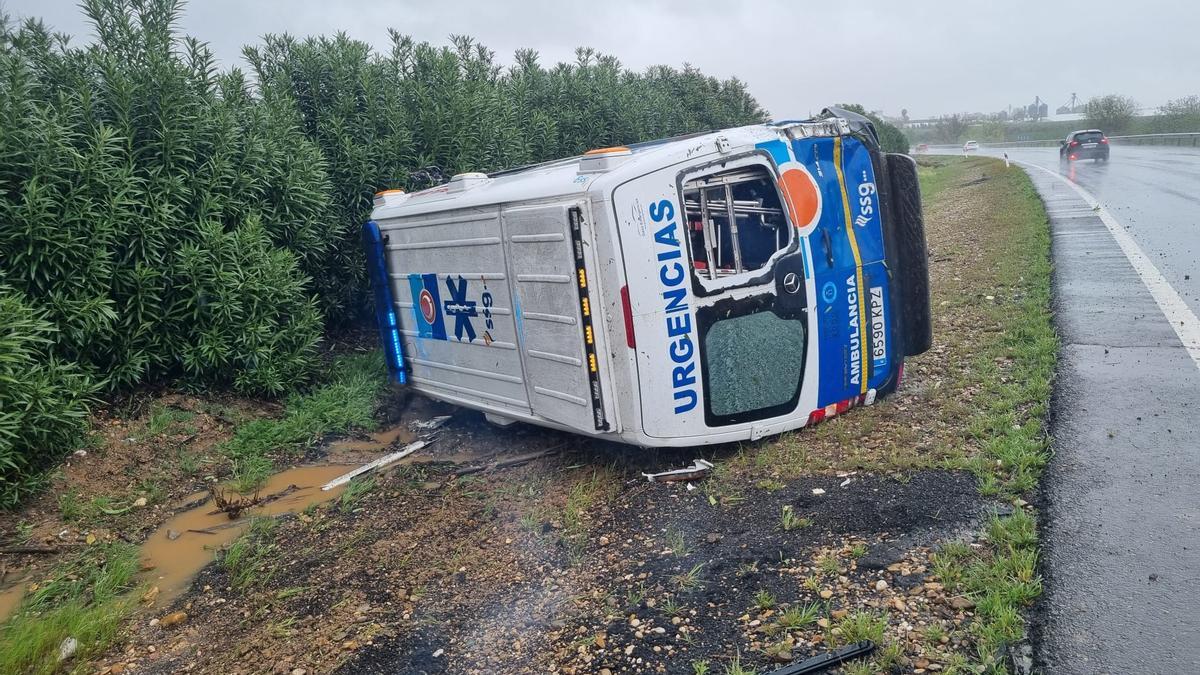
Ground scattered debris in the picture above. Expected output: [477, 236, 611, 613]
[411, 415, 452, 431]
[812, 488, 826, 495]
[642, 459, 714, 483]
[1, 544, 68, 555]
[321, 440, 431, 491]
[766, 640, 875, 674]
[451, 447, 562, 478]
[57, 637, 79, 662]
[208, 484, 301, 519]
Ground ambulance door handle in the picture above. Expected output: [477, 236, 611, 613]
[820, 229, 834, 268]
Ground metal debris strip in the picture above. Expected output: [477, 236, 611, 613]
[410, 415, 452, 431]
[765, 640, 875, 674]
[320, 439, 432, 491]
[642, 459, 714, 483]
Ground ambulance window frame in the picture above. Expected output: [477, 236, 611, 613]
[677, 155, 796, 294]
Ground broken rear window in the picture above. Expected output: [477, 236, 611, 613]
[682, 165, 790, 279]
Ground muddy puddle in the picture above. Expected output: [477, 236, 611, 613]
[141, 464, 354, 608]
[1, 419, 457, 623]
[0, 577, 29, 623]
[325, 423, 415, 458]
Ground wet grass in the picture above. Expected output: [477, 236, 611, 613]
[221, 517, 281, 590]
[921, 158, 1055, 672]
[0, 543, 140, 674]
[223, 351, 387, 491]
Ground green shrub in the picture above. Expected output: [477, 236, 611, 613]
[170, 218, 321, 395]
[0, 0, 332, 392]
[0, 287, 94, 508]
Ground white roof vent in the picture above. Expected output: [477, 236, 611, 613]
[373, 189, 408, 208]
[447, 172, 490, 192]
[578, 146, 633, 174]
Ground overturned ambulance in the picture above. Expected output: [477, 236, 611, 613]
[364, 108, 931, 447]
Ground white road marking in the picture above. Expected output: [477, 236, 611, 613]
[1018, 160, 1200, 369]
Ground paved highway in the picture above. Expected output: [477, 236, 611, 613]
[985, 145, 1200, 317]
[956, 144, 1200, 673]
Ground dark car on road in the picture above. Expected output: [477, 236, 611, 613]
[1060, 129, 1110, 163]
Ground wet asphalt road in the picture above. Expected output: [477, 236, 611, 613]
[969, 145, 1200, 673]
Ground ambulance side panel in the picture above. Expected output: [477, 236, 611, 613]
[502, 201, 613, 432]
[379, 207, 532, 415]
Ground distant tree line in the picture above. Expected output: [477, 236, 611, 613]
[906, 92, 1200, 145]
[0, 0, 767, 506]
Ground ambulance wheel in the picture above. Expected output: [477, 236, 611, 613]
[885, 153, 932, 357]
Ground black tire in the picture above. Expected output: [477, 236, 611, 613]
[884, 153, 932, 356]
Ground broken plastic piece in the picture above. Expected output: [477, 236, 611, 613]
[642, 459, 714, 483]
[321, 440, 431, 491]
[765, 640, 875, 674]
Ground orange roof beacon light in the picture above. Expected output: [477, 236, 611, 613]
[373, 189, 408, 208]
[579, 146, 633, 173]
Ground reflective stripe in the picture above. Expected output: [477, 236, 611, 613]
[833, 137, 870, 395]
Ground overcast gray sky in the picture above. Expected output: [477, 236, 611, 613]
[6, 0, 1199, 119]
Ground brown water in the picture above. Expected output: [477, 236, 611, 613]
[0, 423, 432, 623]
[139, 464, 354, 608]
[325, 423, 415, 457]
[0, 577, 30, 623]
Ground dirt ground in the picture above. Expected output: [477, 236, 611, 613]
[0, 157, 1045, 674]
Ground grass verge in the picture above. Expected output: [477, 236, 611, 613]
[918, 157, 1055, 673]
[0, 543, 140, 674]
[710, 156, 1056, 673]
[223, 351, 387, 491]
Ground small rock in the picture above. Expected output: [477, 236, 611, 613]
[166, 529, 181, 541]
[812, 488, 826, 495]
[949, 596, 976, 610]
[924, 582, 943, 592]
[431, 649, 443, 658]
[57, 637, 79, 662]
[598, 536, 611, 546]
[149, 619, 160, 627]
[748, 620, 761, 628]
[73, 450, 87, 457]
[291, 670, 307, 675]
[875, 580, 888, 591]
[342, 641, 358, 651]
[629, 616, 641, 627]
[133, 497, 148, 507]
[816, 618, 830, 629]
[819, 589, 834, 600]
[916, 657, 930, 669]
[652, 627, 666, 634]
[85, 534, 97, 545]
[705, 533, 723, 543]
[595, 633, 606, 648]
[160, 611, 187, 628]
[891, 598, 908, 612]
[142, 586, 160, 604]
[600, 670, 613, 675]
[624, 645, 635, 656]
[831, 609, 848, 620]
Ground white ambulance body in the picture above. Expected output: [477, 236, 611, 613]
[365, 110, 931, 447]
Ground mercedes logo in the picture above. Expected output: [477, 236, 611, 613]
[782, 272, 801, 295]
